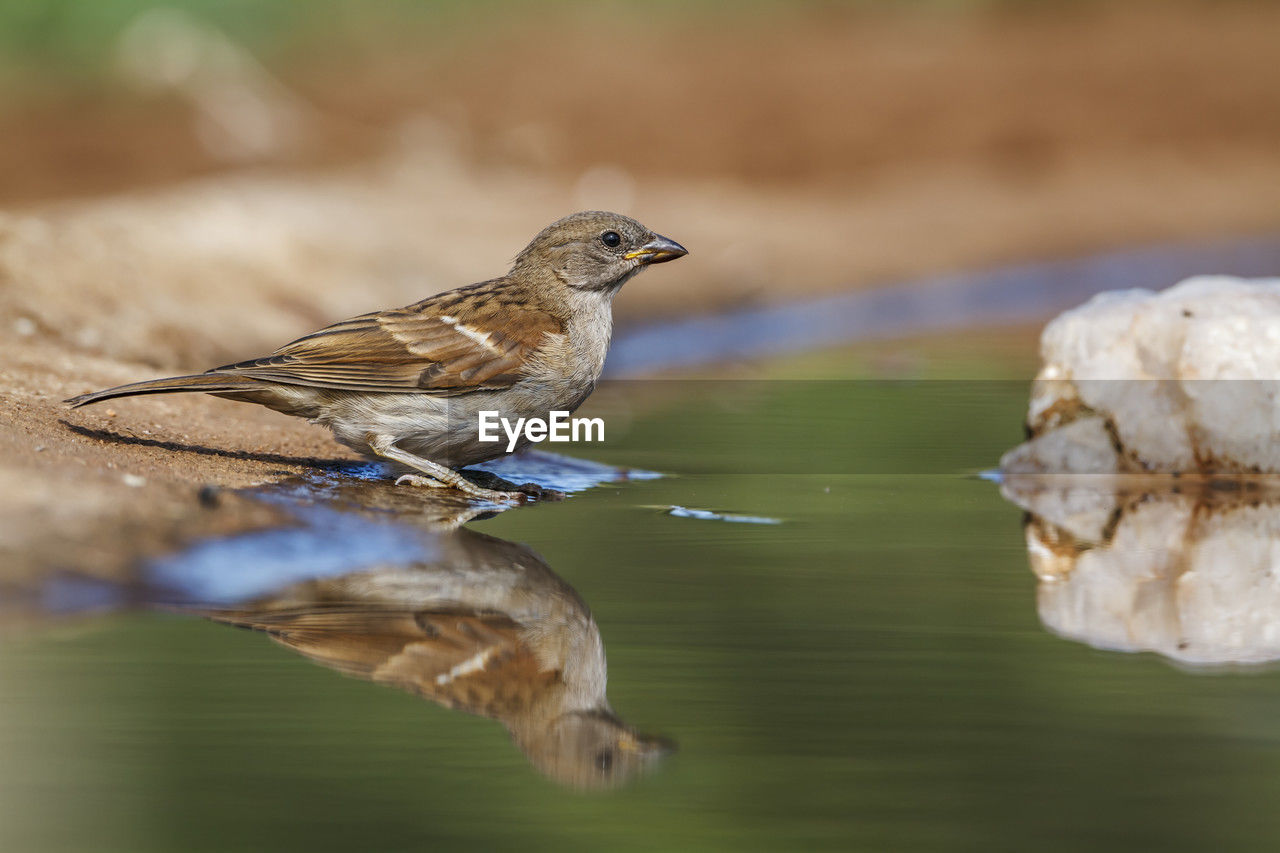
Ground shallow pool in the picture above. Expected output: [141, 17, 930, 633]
[5, 372, 1280, 852]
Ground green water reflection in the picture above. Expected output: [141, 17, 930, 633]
[6, 377, 1280, 852]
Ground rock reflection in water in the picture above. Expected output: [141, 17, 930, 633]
[189, 524, 674, 789]
[1004, 479, 1280, 667]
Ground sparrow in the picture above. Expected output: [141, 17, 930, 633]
[193, 526, 675, 789]
[66, 211, 688, 501]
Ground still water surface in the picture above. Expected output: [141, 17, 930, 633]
[5, 377, 1280, 851]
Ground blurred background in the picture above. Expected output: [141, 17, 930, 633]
[3, 0, 1280, 370]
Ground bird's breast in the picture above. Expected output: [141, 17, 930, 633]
[540, 294, 614, 385]
[518, 316, 608, 395]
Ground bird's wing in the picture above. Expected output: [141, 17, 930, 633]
[204, 605, 561, 721]
[379, 611, 563, 719]
[209, 283, 563, 394]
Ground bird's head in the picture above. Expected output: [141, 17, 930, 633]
[515, 707, 676, 790]
[512, 210, 687, 293]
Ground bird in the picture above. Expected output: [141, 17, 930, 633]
[66, 211, 687, 502]
[193, 525, 675, 789]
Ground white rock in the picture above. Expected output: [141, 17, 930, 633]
[1003, 275, 1280, 474]
[998, 416, 1119, 479]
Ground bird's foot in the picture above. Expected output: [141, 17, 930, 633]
[394, 473, 446, 489]
[394, 473, 525, 504]
[458, 470, 566, 502]
[512, 482, 566, 501]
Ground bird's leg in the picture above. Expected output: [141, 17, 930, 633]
[366, 434, 524, 503]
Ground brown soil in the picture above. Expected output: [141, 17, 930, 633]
[7, 4, 1280, 203]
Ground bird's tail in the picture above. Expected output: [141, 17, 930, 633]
[65, 372, 260, 408]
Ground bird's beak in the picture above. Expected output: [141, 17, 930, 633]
[624, 234, 688, 264]
[619, 730, 678, 758]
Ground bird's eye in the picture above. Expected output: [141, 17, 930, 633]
[600, 231, 622, 248]
[595, 749, 615, 772]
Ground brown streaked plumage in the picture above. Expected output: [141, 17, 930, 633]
[196, 526, 674, 790]
[214, 282, 565, 394]
[66, 211, 687, 501]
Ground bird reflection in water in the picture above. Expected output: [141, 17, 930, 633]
[186, 520, 674, 789]
[2, 464, 674, 791]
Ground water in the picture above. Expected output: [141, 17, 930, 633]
[7, 374, 1280, 851]
[607, 234, 1280, 375]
